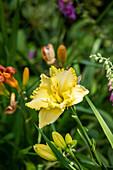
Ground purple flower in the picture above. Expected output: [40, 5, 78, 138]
[108, 81, 111, 86]
[110, 92, 113, 102]
[58, 0, 76, 20]
[28, 50, 35, 60]
[109, 86, 112, 91]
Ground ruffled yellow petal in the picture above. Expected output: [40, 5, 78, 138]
[51, 67, 77, 98]
[39, 108, 63, 128]
[40, 74, 50, 87]
[68, 85, 89, 106]
[48, 101, 61, 110]
[26, 87, 56, 110]
[49, 66, 58, 77]
[60, 91, 75, 110]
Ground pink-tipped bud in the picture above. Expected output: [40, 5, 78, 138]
[108, 81, 111, 86]
[110, 92, 113, 102]
[109, 86, 112, 91]
[42, 44, 56, 65]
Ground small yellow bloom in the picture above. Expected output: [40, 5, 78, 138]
[42, 44, 56, 65]
[0, 83, 10, 96]
[26, 66, 89, 128]
[23, 67, 29, 87]
[52, 132, 66, 150]
[65, 133, 72, 145]
[57, 45, 67, 64]
[33, 144, 57, 161]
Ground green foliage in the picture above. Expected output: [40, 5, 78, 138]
[0, 0, 113, 169]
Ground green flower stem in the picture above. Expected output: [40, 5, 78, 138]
[17, 105, 26, 145]
[70, 106, 102, 167]
[69, 164, 77, 170]
[38, 130, 41, 144]
[51, 123, 56, 132]
[68, 147, 84, 170]
[64, 156, 78, 170]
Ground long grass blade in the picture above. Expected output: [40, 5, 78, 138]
[0, 0, 8, 44]
[85, 96, 113, 148]
[9, 0, 20, 65]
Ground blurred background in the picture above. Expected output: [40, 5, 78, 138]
[0, 0, 113, 169]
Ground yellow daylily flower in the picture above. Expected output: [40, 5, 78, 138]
[26, 66, 89, 128]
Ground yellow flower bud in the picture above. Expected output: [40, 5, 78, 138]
[23, 67, 29, 87]
[52, 132, 66, 150]
[107, 68, 111, 75]
[71, 140, 77, 148]
[58, 147, 62, 153]
[57, 45, 67, 64]
[33, 144, 57, 161]
[65, 133, 72, 145]
[0, 83, 10, 96]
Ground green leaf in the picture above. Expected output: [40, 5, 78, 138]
[91, 38, 102, 54]
[0, 0, 10, 64]
[9, 0, 20, 65]
[35, 125, 76, 170]
[0, 0, 8, 44]
[78, 60, 102, 68]
[76, 153, 100, 170]
[85, 96, 113, 148]
[76, 106, 113, 129]
[20, 146, 32, 155]
[24, 161, 36, 170]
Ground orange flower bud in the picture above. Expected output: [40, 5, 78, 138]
[10, 92, 16, 106]
[23, 67, 29, 87]
[57, 45, 67, 64]
[4, 92, 17, 114]
[42, 44, 56, 65]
